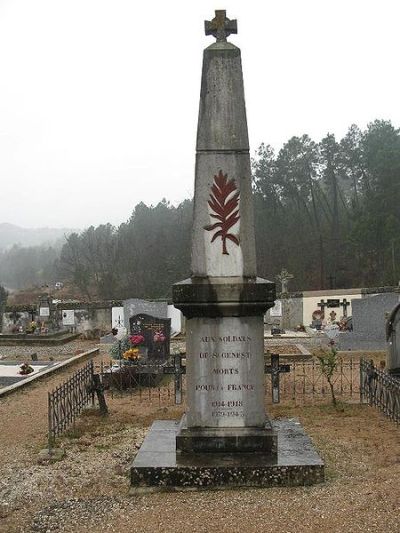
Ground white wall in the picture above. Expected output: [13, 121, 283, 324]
[302, 289, 363, 325]
[167, 305, 182, 335]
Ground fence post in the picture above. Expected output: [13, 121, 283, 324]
[48, 391, 54, 453]
[90, 360, 95, 407]
[360, 358, 364, 404]
[92, 374, 108, 415]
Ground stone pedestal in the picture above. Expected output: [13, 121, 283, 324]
[130, 419, 324, 493]
[173, 277, 276, 454]
[176, 415, 277, 454]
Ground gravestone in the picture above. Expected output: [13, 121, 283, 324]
[130, 10, 324, 491]
[123, 298, 167, 328]
[338, 292, 400, 350]
[276, 269, 300, 330]
[129, 313, 170, 362]
[276, 268, 294, 295]
[111, 306, 125, 329]
[38, 295, 52, 321]
[386, 302, 400, 375]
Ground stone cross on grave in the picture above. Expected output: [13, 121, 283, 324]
[276, 268, 294, 295]
[204, 10, 237, 42]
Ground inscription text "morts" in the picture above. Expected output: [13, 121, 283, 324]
[201, 335, 251, 342]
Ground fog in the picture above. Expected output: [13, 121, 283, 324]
[1, 0, 399, 229]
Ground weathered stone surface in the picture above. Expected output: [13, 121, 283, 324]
[170, 12, 276, 454]
[196, 42, 249, 152]
[184, 316, 265, 428]
[176, 415, 277, 453]
[130, 419, 324, 491]
[190, 38, 256, 279]
[123, 299, 168, 323]
[192, 153, 256, 278]
[173, 277, 275, 318]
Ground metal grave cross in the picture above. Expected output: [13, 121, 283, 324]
[265, 353, 291, 404]
[204, 10, 237, 42]
[163, 353, 186, 404]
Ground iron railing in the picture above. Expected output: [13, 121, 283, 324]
[271, 357, 359, 403]
[48, 360, 95, 449]
[97, 356, 361, 406]
[360, 358, 400, 424]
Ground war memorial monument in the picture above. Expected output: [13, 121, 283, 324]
[130, 10, 324, 491]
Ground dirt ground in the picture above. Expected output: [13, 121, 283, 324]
[0, 349, 399, 533]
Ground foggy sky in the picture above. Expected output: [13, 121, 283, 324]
[1, 0, 399, 229]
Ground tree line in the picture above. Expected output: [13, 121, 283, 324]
[0, 120, 399, 299]
[253, 120, 400, 290]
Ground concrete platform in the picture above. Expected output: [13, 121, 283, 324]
[130, 419, 324, 492]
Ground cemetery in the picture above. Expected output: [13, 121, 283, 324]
[0, 8, 399, 533]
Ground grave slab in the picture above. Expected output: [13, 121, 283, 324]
[0, 362, 58, 388]
[130, 419, 324, 492]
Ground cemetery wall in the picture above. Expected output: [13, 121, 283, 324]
[167, 305, 182, 335]
[1, 302, 118, 336]
[302, 289, 363, 326]
[2, 299, 183, 337]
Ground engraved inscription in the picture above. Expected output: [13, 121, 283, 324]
[195, 332, 256, 418]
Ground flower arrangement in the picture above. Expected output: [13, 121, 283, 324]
[26, 321, 37, 334]
[153, 330, 166, 343]
[110, 332, 146, 363]
[129, 334, 145, 346]
[123, 347, 141, 362]
[19, 362, 34, 375]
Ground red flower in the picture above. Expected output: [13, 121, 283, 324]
[129, 334, 145, 346]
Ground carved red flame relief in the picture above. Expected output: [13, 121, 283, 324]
[204, 170, 240, 255]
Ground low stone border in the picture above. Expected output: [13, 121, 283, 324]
[0, 348, 99, 398]
[0, 332, 81, 346]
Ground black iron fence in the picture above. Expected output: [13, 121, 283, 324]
[48, 360, 95, 449]
[360, 358, 400, 424]
[271, 357, 359, 404]
[97, 355, 361, 407]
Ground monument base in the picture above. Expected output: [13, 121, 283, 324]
[176, 415, 277, 454]
[130, 419, 324, 493]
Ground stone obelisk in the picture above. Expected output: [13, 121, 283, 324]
[173, 10, 276, 453]
[131, 12, 324, 490]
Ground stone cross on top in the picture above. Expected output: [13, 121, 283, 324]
[204, 10, 237, 42]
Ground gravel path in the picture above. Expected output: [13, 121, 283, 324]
[0, 341, 399, 532]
